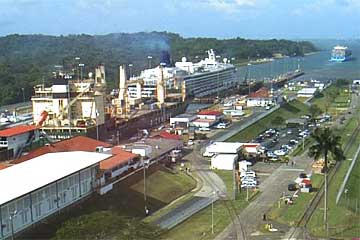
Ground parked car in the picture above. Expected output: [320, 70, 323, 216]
[274, 149, 286, 156]
[299, 173, 308, 179]
[289, 139, 298, 145]
[241, 183, 257, 188]
[288, 183, 297, 191]
[187, 140, 194, 146]
[202, 151, 214, 157]
[215, 122, 230, 129]
[198, 127, 211, 132]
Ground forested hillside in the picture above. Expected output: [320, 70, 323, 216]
[0, 32, 316, 105]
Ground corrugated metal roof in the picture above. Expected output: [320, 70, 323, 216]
[0, 151, 111, 205]
[197, 110, 222, 116]
[0, 125, 38, 137]
[13, 136, 111, 164]
[100, 148, 137, 170]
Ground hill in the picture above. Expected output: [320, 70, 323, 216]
[0, 32, 316, 105]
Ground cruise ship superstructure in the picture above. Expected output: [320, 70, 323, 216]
[330, 45, 352, 62]
[128, 49, 237, 99]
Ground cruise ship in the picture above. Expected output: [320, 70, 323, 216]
[127, 49, 237, 98]
[330, 45, 352, 62]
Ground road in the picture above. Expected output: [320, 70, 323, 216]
[211, 106, 278, 142]
[154, 106, 279, 230]
[215, 152, 315, 240]
[216, 91, 360, 240]
[154, 144, 226, 229]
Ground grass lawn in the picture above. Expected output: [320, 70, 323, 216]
[268, 109, 360, 238]
[310, 85, 351, 115]
[162, 170, 258, 240]
[339, 153, 360, 213]
[228, 99, 310, 142]
[306, 111, 360, 238]
[21, 165, 196, 239]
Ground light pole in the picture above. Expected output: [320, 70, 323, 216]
[143, 158, 149, 216]
[147, 56, 152, 69]
[95, 109, 99, 140]
[247, 63, 252, 95]
[9, 210, 17, 240]
[302, 123, 305, 150]
[212, 191, 216, 234]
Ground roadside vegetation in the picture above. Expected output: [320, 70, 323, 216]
[162, 170, 258, 240]
[267, 108, 360, 239]
[20, 166, 196, 239]
[228, 99, 309, 142]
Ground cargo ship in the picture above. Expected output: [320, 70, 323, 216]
[330, 45, 352, 62]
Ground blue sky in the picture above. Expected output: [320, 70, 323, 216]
[0, 0, 359, 39]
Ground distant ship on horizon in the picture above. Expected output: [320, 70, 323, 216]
[330, 45, 352, 62]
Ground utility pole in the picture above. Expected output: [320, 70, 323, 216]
[96, 109, 99, 140]
[143, 158, 149, 216]
[212, 191, 216, 234]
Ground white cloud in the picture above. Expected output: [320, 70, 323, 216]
[201, 0, 262, 13]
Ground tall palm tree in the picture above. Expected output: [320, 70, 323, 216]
[309, 127, 345, 232]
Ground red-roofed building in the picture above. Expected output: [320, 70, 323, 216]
[194, 109, 223, 128]
[0, 163, 10, 170]
[247, 87, 274, 107]
[155, 131, 182, 140]
[0, 125, 40, 160]
[13, 135, 111, 164]
[99, 147, 140, 187]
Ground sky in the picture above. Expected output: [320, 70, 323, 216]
[0, 0, 359, 39]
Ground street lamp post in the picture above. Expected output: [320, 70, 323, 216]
[212, 191, 216, 234]
[143, 158, 150, 216]
[247, 63, 252, 95]
[95, 109, 99, 140]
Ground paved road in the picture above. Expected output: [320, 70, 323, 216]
[154, 145, 226, 229]
[154, 106, 281, 230]
[211, 106, 279, 142]
[215, 91, 360, 240]
[215, 152, 314, 240]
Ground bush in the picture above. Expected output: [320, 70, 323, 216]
[54, 211, 161, 240]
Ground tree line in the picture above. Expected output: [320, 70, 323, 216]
[0, 32, 317, 106]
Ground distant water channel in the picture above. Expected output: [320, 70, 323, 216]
[236, 39, 360, 83]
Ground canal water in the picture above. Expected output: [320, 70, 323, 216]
[236, 39, 360, 82]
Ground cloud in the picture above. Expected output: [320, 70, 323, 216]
[201, 0, 261, 13]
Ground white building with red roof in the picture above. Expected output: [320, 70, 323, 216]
[0, 125, 40, 160]
[193, 110, 223, 128]
[247, 87, 274, 107]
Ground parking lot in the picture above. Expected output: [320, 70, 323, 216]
[250, 116, 331, 161]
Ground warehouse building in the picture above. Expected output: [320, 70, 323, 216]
[0, 151, 110, 239]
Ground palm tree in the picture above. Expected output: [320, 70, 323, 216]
[309, 127, 345, 232]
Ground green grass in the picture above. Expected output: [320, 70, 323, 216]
[339, 153, 360, 213]
[21, 166, 196, 239]
[306, 111, 360, 238]
[131, 169, 196, 203]
[310, 86, 351, 115]
[268, 174, 323, 226]
[214, 170, 235, 199]
[162, 171, 258, 240]
[228, 99, 310, 142]
[268, 108, 360, 238]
